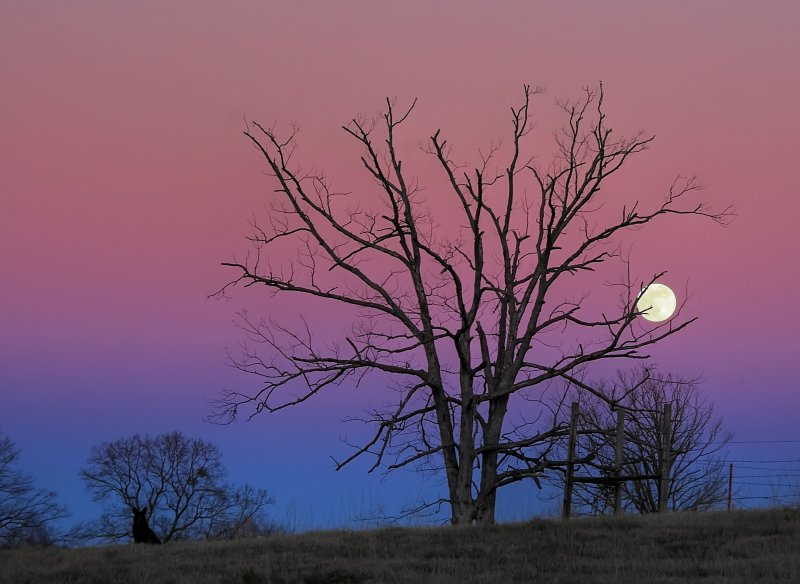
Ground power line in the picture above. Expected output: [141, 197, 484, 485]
[732, 495, 800, 501]
[716, 439, 800, 445]
[728, 459, 800, 464]
[736, 473, 800, 479]
[735, 481, 800, 488]
[734, 466, 800, 472]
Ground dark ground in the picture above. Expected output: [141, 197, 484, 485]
[2, 507, 799, 583]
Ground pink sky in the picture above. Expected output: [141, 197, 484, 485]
[2, 1, 799, 528]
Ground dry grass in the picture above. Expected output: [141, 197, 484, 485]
[2, 507, 798, 583]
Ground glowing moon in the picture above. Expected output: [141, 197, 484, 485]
[636, 283, 677, 322]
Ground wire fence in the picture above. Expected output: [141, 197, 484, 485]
[719, 439, 800, 509]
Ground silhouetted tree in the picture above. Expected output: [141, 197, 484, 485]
[205, 483, 278, 539]
[565, 366, 732, 514]
[0, 432, 67, 548]
[79, 431, 272, 542]
[212, 85, 732, 525]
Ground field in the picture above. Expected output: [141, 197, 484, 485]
[1, 508, 798, 584]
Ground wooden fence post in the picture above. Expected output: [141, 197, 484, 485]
[727, 463, 733, 512]
[658, 402, 672, 513]
[614, 408, 625, 516]
[562, 402, 579, 520]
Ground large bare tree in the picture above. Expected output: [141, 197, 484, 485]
[213, 85, 731, 525]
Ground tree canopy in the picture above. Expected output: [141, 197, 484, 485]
[214, 85, 731, 524]
[0, 432, 67, 547]
[80, 431, 273, 542]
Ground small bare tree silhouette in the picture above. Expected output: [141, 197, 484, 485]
[0, 431, 67, 547]
[80, 432, 272, 542]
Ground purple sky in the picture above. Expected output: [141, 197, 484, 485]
[2, 1, 799, 530]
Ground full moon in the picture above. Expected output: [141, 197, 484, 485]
[636, 283, 677, 322]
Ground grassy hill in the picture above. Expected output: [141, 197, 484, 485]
[2, 507, 798, 583]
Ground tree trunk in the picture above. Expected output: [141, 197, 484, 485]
[476, 491, 497, 525]
[473, 389, 510, 525]
[450, 483, 476, 525]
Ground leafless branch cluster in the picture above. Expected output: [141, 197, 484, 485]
[213, 85, 732, 524]
[79, 432, 273, 542]
[0, 432, 68, 548]
[560, 366, 732, 515]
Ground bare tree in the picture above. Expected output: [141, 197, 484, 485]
[79, 432, 272, 542]
[212, 85, 732, 525]
[206, 483, 278, 539]
[0, 432, 67, 548]
[566, 366, 732, 514]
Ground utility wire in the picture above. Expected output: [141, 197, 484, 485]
[732, 495, 800, 501]
[736, 473, 800, 479]
[734, 466, 800, 472]
[716, 439, 800, 445]
[728, 459, 800, 464]
[735, 481, 800, 488]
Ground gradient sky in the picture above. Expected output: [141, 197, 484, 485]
[2, 1, 799, 531]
